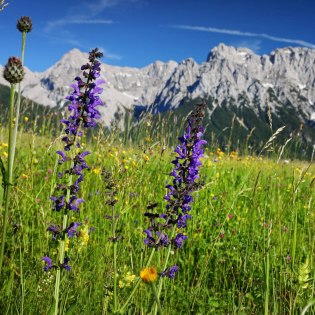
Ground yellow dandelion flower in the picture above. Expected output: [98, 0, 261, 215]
[24, 116, 29, 122]
[142, 153, 149, 161]
[140, 267, 158, 283]
[2, 152, 8, 158]
[92, 168, 102, 175]
[2, 143, 8, 147]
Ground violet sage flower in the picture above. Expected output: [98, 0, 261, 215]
[42, 256, 54, 272]
[161, 265, 179, 279]
[143, 103, 207, 278]
[42, 48, 104, 272]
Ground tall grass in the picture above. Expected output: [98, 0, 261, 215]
[0, 116, 314, 314]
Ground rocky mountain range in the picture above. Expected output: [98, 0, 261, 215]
[1, 43, 315, 149]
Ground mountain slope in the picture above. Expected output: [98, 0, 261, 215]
[0, 44, 315, 151]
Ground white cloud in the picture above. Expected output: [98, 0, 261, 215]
[172, 25, 315, 49]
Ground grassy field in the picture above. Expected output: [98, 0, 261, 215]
[0, 124, 314, 315]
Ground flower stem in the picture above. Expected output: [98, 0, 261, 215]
[53, 121, 82, 314]
[118, 248, 156, 314]
[11, 31, 27, 167]
[54, 212, 69, 315]
[151, 282, 163, 315]
[0, 83, 16, 276]
[112, 205, 118, 312]
[153, 226, 176, 315]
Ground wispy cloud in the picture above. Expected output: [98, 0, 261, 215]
[46, 0, 140, 32]
[98, 46, 123, 61]
[45, 18, 114, 32]
[85, 0, 124, 14]
[43, 33, 85, 48]
[171, 25, 315, 49]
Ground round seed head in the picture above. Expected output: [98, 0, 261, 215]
[3, 57, 25, 84]
[17, 16, 32, 33]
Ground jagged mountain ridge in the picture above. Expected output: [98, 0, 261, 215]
[0, 43, 315, 134]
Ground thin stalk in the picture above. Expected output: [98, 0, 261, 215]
[53, 119, 84, 315]
[264, 223, 272, 315]
[12, 31, 26, 168]
[153, 226, 176, 315]
[54, 211, 69, 315]
[0, 83, 16, 276]
[151, 282, 163, 315]
[118, 248, 156, 314]
[112, 205, 118, 312]
[20, 246, 25, 315]
[291, 207, 298, 268]
[264, 250, 270, 315]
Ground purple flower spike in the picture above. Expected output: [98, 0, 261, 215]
[61, 257, 71, 272]
[42, 256, 54, 272]
[50, 195, 65, 211]
[68, 197, 84, 211]
[143, 103, 206, 251]
[173, 233, 188, 248]
[47, 224, 62, 240]
[43, 49, 104, 273]
[67, 222, 82, 238]
[161, 265, 179, 279]
[56, 150, 69, 164]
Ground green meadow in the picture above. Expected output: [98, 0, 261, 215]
[0, 123, 314, 314]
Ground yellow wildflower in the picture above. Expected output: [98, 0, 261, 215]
[2, 152, 8, 158]
[78, 225, 90, 247]
[140, 267, 158, 283]
[24, 116, 29, 122]
[142, 153, 149, 161]
[65, 239, 70, 252]
[92, 167, 102, 175]
[21, 173, 28, 179]
[119, 272, 136, 288]
[298, 258, 310, 289]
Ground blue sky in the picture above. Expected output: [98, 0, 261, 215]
[0, 0, 314, 72]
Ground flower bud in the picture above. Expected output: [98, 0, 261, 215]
[17, 16, 32, 33]
[3, 57, 25, 84]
